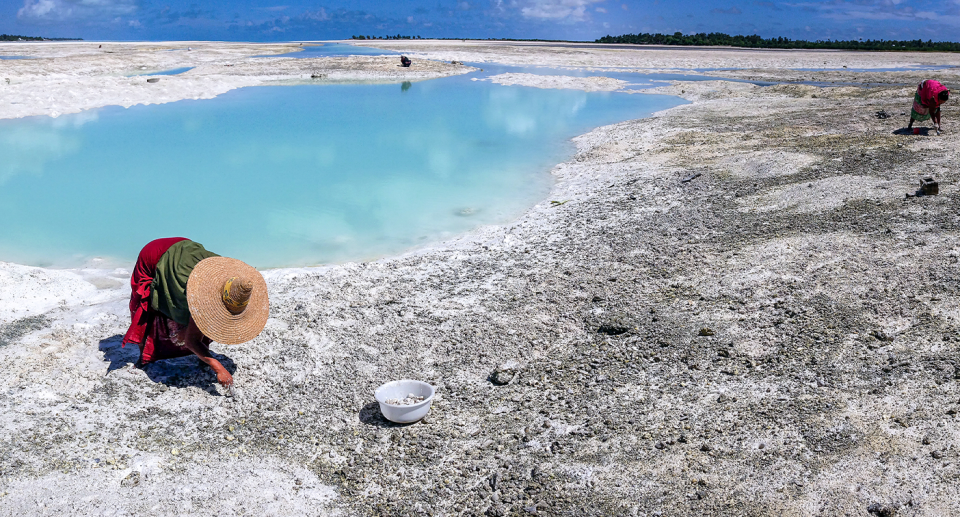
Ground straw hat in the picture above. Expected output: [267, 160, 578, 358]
[186, 257, 269, 345]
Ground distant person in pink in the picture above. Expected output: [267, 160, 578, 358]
[908, 80, 949, 133]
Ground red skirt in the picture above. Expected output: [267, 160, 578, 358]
[122, 237, 210, 364]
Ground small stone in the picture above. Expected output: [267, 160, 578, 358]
[931, 450, 944, 459]
[146, 77, 160, 83]
[490, 362, 519, 386]
[867, 502, 899, 517]
[699, 328, 715, 337]
[700, 443, 712, 452]
[171, 448, 179, 455]
[922, 435, 932, 445]
[120, 471, 141, 488]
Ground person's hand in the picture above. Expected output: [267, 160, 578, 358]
[217, 370, 234, 387]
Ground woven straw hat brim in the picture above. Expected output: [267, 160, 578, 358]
[186, 257, 269, 345]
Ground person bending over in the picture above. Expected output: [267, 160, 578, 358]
[122, 238, 269, 387]
[908, 79, 950, 133]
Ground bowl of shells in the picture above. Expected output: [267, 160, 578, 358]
[374, 379, 435, 424]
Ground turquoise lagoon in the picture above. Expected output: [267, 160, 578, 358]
[0, 75, 684, 268]
[255, 43, 397, 58]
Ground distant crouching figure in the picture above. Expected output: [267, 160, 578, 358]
[908, 80, 950, 133]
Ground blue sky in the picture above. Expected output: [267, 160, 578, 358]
[1, 0, 957, 42]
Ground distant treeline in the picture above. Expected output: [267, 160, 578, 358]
[351, 35, 581, 43]
[596, 32, 960, 52]
[1, 34, 82, 41]
[352, 35, 423, 40]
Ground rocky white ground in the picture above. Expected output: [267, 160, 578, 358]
[0, 41, 469, 120]
[1, 41, 959, 516]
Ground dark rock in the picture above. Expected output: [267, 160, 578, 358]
[931, 450, 944, 459]
[870, 330, 893, 342]
[867, 502, 899, 517]
[919, 177, 939, 196]
[699, 328, 716, 337]
[146, 77, 159, 83]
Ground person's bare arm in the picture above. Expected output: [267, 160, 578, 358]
[182, 319, 233, 387]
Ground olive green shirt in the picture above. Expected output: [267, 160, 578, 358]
[149, 240, 219, 325]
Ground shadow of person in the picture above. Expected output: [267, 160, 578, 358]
[358, 401, 415, 428]
[99, 334, 138, 373]
[98, 334, 236, 395]
[893, 127, 931, 135]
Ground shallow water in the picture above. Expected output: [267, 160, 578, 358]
[472, 63, 774, 88]
[0, 75, 683, 268]
[0, 56, 30, 60]
[255, 43, 397, 58]
[126, 67, 195, 77]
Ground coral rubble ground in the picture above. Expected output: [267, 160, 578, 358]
[0, 41, 959, 516]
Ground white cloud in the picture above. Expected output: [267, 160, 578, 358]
[127, 18, 140, 27]
[596, 6, 607, 12]
[519, 0, 606, 21]
[299, 8, 328, 21]
[17, 0, 138, 23]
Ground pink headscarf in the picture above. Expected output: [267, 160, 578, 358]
[918, 80, 949, 109]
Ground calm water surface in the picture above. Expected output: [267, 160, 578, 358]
[256, 43, 397, 58]
[0, 75, 683, 268]
[126, 66, 195, 77]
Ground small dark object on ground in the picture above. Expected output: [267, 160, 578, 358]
[400, 55, 411, 67]
[490, 363, 518, 385]
[120, 471, 141, 488]
[867, 502, 899, 517]
[876, 110, 889, 119]
[681, 172, 702, 183]
[310, 73, 325, 79]
[146, 77, 159, 83]
[919, 177, 939, 196]
[699, 327, 715, 336]
[870, 330, 893, 342]
[594, 312, 636, 335]
[451, 60, 463, 65]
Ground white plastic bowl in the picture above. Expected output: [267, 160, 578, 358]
[374, 379, 435, 424]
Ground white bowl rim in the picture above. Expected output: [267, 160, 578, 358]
[375, 379, 435, 407]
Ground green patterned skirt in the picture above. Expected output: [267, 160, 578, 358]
[911, 91, 938, 122]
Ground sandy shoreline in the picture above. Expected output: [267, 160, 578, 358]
[2, 41, 960, 516]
